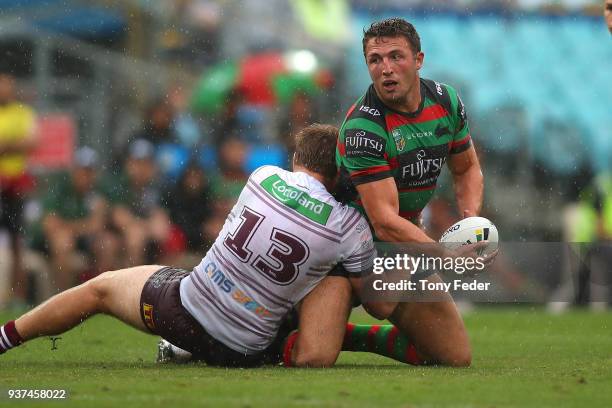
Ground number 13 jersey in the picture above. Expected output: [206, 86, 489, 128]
[180, 165, 375, 354]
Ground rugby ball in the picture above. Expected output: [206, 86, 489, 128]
[439, 216, 499, 254]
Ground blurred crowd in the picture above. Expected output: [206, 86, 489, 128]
[0, 70, 322, 307]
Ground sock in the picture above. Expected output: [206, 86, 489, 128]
[0, 321, 24, 354]
[282, 330, 299, 367]
[342, 323, 423, 365]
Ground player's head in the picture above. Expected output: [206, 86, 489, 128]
[292, 123, 339, 185]
[606, 0, 612, 34]
[362, 18, 421, 56]
[362, 18, 424, 110]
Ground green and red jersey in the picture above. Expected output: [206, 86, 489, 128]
[336, 78, 471, 228]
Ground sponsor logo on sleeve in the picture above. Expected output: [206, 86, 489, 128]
[344, 129, 386, 158]
[457, 94, 467, 122]
[356, 221, 369, 233]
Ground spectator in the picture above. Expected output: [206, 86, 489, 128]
[39, 147, 119, 291]
[164, 162, 213, 254]
[167, 84, 203, 148]
[213, 90, 244, 146]
[104, 139, 172, 265]
[0, 73, 38, 305]
[130, 99, 176, 147]
[279, 92, 317, 158]
[209, 137, 248, 216]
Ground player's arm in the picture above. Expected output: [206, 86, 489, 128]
[446, 86, 483, 218]
[447, 145, 483, 218]
[356, 178, 436, 244]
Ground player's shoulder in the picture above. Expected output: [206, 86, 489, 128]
[421, 78, 454, 110]
[420, 78, 466, 121]
[342, 84, 387, 132]
[330, 203, 370, 236]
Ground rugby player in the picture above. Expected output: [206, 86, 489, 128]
[329, 17, 491, 366]
[0, 124, 379, 367]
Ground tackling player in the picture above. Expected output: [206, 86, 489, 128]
[0, 124, 377, 367]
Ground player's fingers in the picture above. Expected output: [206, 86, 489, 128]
[480, 248, 499, 267]
[456, 241, 487, 257]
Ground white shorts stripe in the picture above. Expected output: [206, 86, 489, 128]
[1, 326, 13, 348]
[0, 333, 7, 350]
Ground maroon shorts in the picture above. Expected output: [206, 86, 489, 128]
[139, 266, 289, 367]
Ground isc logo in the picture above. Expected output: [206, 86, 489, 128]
[359, 105, 381, 116]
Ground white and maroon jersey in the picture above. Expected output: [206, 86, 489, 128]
[180, 165, 375, 354]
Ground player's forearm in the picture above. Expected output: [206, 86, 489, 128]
[453, 165, 483, 216]
[373, 213, 435, 244]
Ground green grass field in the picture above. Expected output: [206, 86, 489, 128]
[1, 308, 611, 407]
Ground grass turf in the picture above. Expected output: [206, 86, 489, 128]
[0, 307, 611, 407]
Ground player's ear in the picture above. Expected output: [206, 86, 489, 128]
[415, 52, 424, 70]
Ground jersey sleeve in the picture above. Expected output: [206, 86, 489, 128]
[336, 118, 392, 186]
[340, 212, 376, 275]
[445, 85, 472, 155]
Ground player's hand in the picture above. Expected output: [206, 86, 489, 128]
[450, 241, 487, 259]
[463, 209, 475, 219]
[445, 241, 499, 274]
[479, 246, 499, 268]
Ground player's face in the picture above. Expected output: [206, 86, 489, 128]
[606, 0, 612, 34]
[364, 36, 424, 110]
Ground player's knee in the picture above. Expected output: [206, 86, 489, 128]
[293, 346, 339, 368]
[293, 352, 337, 368]
[440, 346, 472, 367]
[84, 271, 115, 311]
[363, 301, 397, 320]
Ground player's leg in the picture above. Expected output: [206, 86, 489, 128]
[285, 276, 352, 367]
[387, 274, 471, 367]
[1, 265, 161, 352]
[342, 273, 470, 367]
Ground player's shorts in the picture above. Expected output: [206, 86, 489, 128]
[139, 266, 289, 367]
